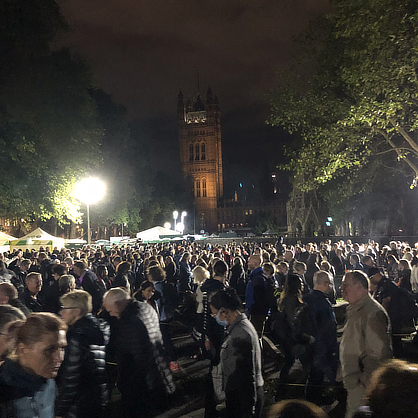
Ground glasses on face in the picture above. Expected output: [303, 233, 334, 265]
[60, 306, 77, 310]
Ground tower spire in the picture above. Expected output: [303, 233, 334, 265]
[195, 68, 200, 94]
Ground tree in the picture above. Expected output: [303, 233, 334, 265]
[0, 0, 103, 227]
[269, 0, 418, 191]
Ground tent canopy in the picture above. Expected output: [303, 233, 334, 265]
[0, 231, 16, 245]
[136, 226, 180, 242]
[10, 228, 65, 251]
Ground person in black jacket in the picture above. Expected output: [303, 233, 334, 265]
[19, 272, 44, 312]
[73, 261, 105, 315]
[302, 271, 338, 405]
[103, 288, 175, 418]
[56, 290, 109, 418]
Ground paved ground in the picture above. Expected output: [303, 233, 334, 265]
[113, 318, 418, 418]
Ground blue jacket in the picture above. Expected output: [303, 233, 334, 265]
[245, 267, 269, 316]
[0, 359, 56, 418]
[302, 290, 338, 357]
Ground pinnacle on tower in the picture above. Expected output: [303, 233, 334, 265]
[206, 86, 213, 103]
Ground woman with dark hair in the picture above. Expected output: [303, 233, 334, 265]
[397, 259, 412, 292]
[96, 265, 111, 291]
[275, 274, 304, 399]
[210, 288, 264, 418]
[178, 252, 192, 292]
[229, 257, 247, 301]
[133, 280, 157, 311]
[112, 261, 132, 294]
[387, 254, 399, 280]
[164, 256, 177, 284]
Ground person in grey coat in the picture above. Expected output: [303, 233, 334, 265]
[210, 288, 264, 418]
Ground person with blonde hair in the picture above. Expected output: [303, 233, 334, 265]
[56, 290, 109, 418]
[0, 305, 25, 362]
[0, 313, 67, 417]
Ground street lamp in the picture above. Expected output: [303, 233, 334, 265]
[75, 178, 106, 245]
[181, 211, 187, 231]
[173, 211, 178, 232]
[164, 222, 171, 230]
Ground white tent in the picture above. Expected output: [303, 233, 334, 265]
[136, 226, 180, 242]
[10, 228, 65, 251]
[0, 231, 16, 253]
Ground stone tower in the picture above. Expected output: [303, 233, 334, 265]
[177, 87, 223, 232]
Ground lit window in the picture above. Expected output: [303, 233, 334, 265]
[189, 144, 194, 161]
[201, 143, 206, 160]
[195, 144, 200, 160]
[202, 178, 207, 197]
[196, 180, 201, 197]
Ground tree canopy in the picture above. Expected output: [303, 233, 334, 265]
[269, 0, 418, 193]
[0, 0, 103, 224]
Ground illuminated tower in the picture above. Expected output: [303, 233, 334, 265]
[177, 87, 223, 232]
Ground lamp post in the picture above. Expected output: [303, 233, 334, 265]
[181, 211, 187, 232]
[75, 178, 106, 246]
[173, 211, 178, 232]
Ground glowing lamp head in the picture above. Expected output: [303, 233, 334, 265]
[173, 211, 179, 220]
[181, 211, 187, 217]
[164, 222, 171, 230]
[75, 178, 106, 205]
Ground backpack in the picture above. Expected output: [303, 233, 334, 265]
[396, 286, 418, 322]
[292, 303, 314, 344]
[161, 280, 180, 318]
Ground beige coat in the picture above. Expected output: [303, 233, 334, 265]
[340, 293, 392, 390]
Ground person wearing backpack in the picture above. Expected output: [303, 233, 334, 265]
[302, 271, 338, 406]
[368, 266, 418, 357]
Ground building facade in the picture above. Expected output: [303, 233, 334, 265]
[178, 88, 287, 234]
[177, 88, 223, 232]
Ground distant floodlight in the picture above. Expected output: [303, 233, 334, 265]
[164, 222, 171, 230]
[176, 222, 185, 233]
[75, 178, 106, 245]
[75, 178, 106, 205]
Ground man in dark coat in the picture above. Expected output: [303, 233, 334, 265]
[56, 290, 109, 418]
[103, 288, 175, 418]
[303, 270, 338, 405]
[73, 261, 104, 314]
[19, 272, 44, 312]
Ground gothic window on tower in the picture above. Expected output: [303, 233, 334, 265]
[201, 143, 206, 160]
[196, 179, 201, 197]
[189, 144, 194, 161]
[195, 144, 200, 160]
[202, 178, 207, 197]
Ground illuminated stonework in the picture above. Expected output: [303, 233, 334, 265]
[177, 88, 223, 232]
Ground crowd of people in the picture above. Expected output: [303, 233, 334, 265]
[0, 237, 417, 417]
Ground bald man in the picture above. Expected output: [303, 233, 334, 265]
[103, 289, 174, 418]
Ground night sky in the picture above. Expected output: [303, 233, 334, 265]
[54, 0, 331, 197]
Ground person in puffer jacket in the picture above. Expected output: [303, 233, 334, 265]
[56, 290, 109, 418]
